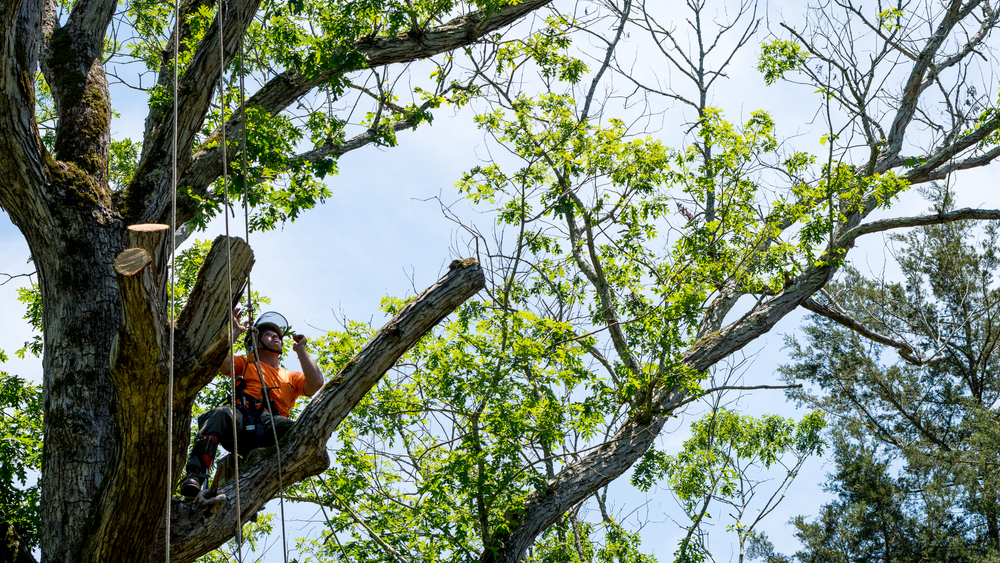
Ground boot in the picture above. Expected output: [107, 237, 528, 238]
[180, 434, 219, 499]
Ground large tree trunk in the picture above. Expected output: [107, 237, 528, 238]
[35, 217, 123, 562]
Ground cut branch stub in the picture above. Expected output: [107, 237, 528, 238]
[127, 223, 170, 232]
[113, 248, 151, 276]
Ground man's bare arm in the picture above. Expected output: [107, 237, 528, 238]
[292, 334, 324, 396]
[220, 307, 247, 375]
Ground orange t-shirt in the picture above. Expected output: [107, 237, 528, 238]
[231, 356, 308, 418]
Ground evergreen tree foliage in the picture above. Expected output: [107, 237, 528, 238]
[782, 187, 1000, 562]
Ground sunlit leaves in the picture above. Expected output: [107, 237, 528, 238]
[876, 8, 905, 32]
[498, 16, 588, 84]
[302, 300, 616, 562]
[632, 410, 825, 496]
[122, 0, 175, 71]
[631, 409, 824, 563]
[109, 138, 141, 191]
[0, 363, 42, 549]
[15, 284, 42, 359]
[185, 101, 332, 233]
[34, 72, 56, 151]
[757, 40, 807, 86]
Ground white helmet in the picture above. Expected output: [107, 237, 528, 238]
[246, 311, 289, 353]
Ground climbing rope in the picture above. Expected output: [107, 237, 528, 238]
[165, 0, 180, 557]
[219, 10, 290, 562]
[246, 336, 291, 563]
[162, 2, 292, 559]
[216, 0, 246, 558]
[238, 30, 292, 563]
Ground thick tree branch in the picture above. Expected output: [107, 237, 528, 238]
[159, 258, 485, 563]
[171, 0, 553, 227]
[0, 0, 50, 236]
[901, 126, 1000, 184]
[141, 0, 218, 148]
[40, 0, 116, 182]
[61, 0, 117, 59]
[882, 0, 967, 160]
[920, 145, 1000, 181]
[697, 279, 741, 339]
[123, 0, 262, 226]
[175, 235, 254, 393]
[836, 207, 1000, 246]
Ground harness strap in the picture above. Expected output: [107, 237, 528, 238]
[223, 360, 283, 441]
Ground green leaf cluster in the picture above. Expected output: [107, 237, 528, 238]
[757, 40, 807, 86]
[632, 409, 824, 498]
[0, 358, 42, 550]
[295, 300, 620, 562]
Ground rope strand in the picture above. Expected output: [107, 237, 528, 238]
[165, 0, 180, 557]
[217, 1, 245, 558]
[246, 347, 290, 563]
[239, 29, 290, 563]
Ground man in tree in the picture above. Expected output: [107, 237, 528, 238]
[180, 309, 324, 498]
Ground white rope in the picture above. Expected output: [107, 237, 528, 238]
[246, 343, 291, 563]
[165, 0, 180, 557]
[217, 1, 245, 558]
[238, 28, 290, 563]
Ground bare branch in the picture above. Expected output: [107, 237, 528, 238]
[837, 207, 1000, 246]
[801, 296, 942, 366]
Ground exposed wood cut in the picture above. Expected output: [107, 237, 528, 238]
[114, 248, 152, 276]
[127, 224, 170, 233]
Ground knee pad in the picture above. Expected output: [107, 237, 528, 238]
[190, 434, 220, 471]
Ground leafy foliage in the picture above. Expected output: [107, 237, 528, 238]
[0, 353, 43, 550]
[293, 300, 618, 562]
[633, 408, 824, 563]
[15, 283, 42, 359]
[109, 138, 142, 191]
[195, 514, 276, 563]
[757, 41, 807, 86]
